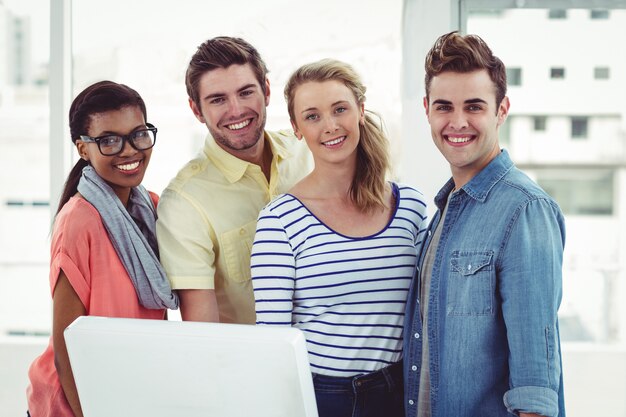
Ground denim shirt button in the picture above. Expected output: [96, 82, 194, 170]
[411, 365, 417, 371]
[414, 332, 420, 339]
[409, 400, 415, 405]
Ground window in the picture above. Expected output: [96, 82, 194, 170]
[571, 116, 589, 139]
[594, 66, 610, 80]
[506, 67, 522, 86]
[536, 169, 613, 216]
[0, 0, 51, 339]
[591, 9, 610, 19]
[548, 9, 567, 19]
[533, 116, 547, 131]
[467, 6, 626, 361]
[550, 67, 565, 79]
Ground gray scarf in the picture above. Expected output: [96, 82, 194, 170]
[77, 166, 178, 310]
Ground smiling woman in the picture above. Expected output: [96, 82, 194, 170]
[252, 59, 428, 417]
[25, 81, 177, 417]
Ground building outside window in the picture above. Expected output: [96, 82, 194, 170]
[591, 9, 610, 19]
[469, 7, 626, 392]
[498, 115, 511, 147]
[0, 0, 50, 339]
[594, 66, 610, 79]
[536, 168, 614, 216]
[549, 9, 567, 19]
[506, 67, 522, 86]
[571, 116, 589, 139]
[551, 67, 565, 79]
[533, 116, 547, 131]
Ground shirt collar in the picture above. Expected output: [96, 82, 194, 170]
[434, 149, 514, 209]
[203, 130, 290, 184]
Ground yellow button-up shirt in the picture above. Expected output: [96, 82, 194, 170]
[156, 130, 312, 324]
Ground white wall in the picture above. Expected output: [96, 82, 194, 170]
[562, 344, 626, 416]
[0, 336, 47, 417]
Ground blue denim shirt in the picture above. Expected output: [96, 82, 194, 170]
[403, 150, 566, 417]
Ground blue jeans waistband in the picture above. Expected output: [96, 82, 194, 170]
[312, 361, 403, 393]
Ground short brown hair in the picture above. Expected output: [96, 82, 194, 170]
[185, 36, 268, 108]
[425, 31, 507, 107]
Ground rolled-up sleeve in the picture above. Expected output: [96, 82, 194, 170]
[498, 198, 565, 417]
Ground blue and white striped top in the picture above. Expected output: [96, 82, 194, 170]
[251, 183, 427, 377]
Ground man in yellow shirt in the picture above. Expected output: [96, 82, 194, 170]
[156, 37, 312, 324]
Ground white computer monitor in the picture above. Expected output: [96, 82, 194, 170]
[64, 316, 319, 417]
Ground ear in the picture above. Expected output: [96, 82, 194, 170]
[189, 98, 205, 123]
[496, 96, 510, 127]
[423, 96, 429, 116]
[290, 119, 302, 140]
[75, 140, 89, 161]
[264, 77, 271, 107]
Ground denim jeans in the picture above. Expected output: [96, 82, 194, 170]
[312, 361, 404, 417]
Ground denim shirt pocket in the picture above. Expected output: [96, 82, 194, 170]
[447, 250, 495, 316]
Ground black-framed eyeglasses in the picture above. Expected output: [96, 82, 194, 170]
[79, 123, 157, 156]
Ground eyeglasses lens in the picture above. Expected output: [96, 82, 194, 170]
[132, 130, 155, 150]
[99, 129, 155, 155]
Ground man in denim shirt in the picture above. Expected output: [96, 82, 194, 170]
[404, 32, 566, 417]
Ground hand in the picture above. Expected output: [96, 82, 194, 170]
[520, 413, 544, 417]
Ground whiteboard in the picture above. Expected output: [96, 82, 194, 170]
[64, 316, 319, 417]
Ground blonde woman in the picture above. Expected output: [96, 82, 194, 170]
[251, 59, 427, 417]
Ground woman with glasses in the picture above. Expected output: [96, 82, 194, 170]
[251, 60, 427, 417]
[26, 81, 177, 417]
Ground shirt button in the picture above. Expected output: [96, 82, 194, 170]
[414, 333, 420, 339]
[239, 229, 246, 236]
[411, 365, 417, 371]
[409, 400, 415, 405]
